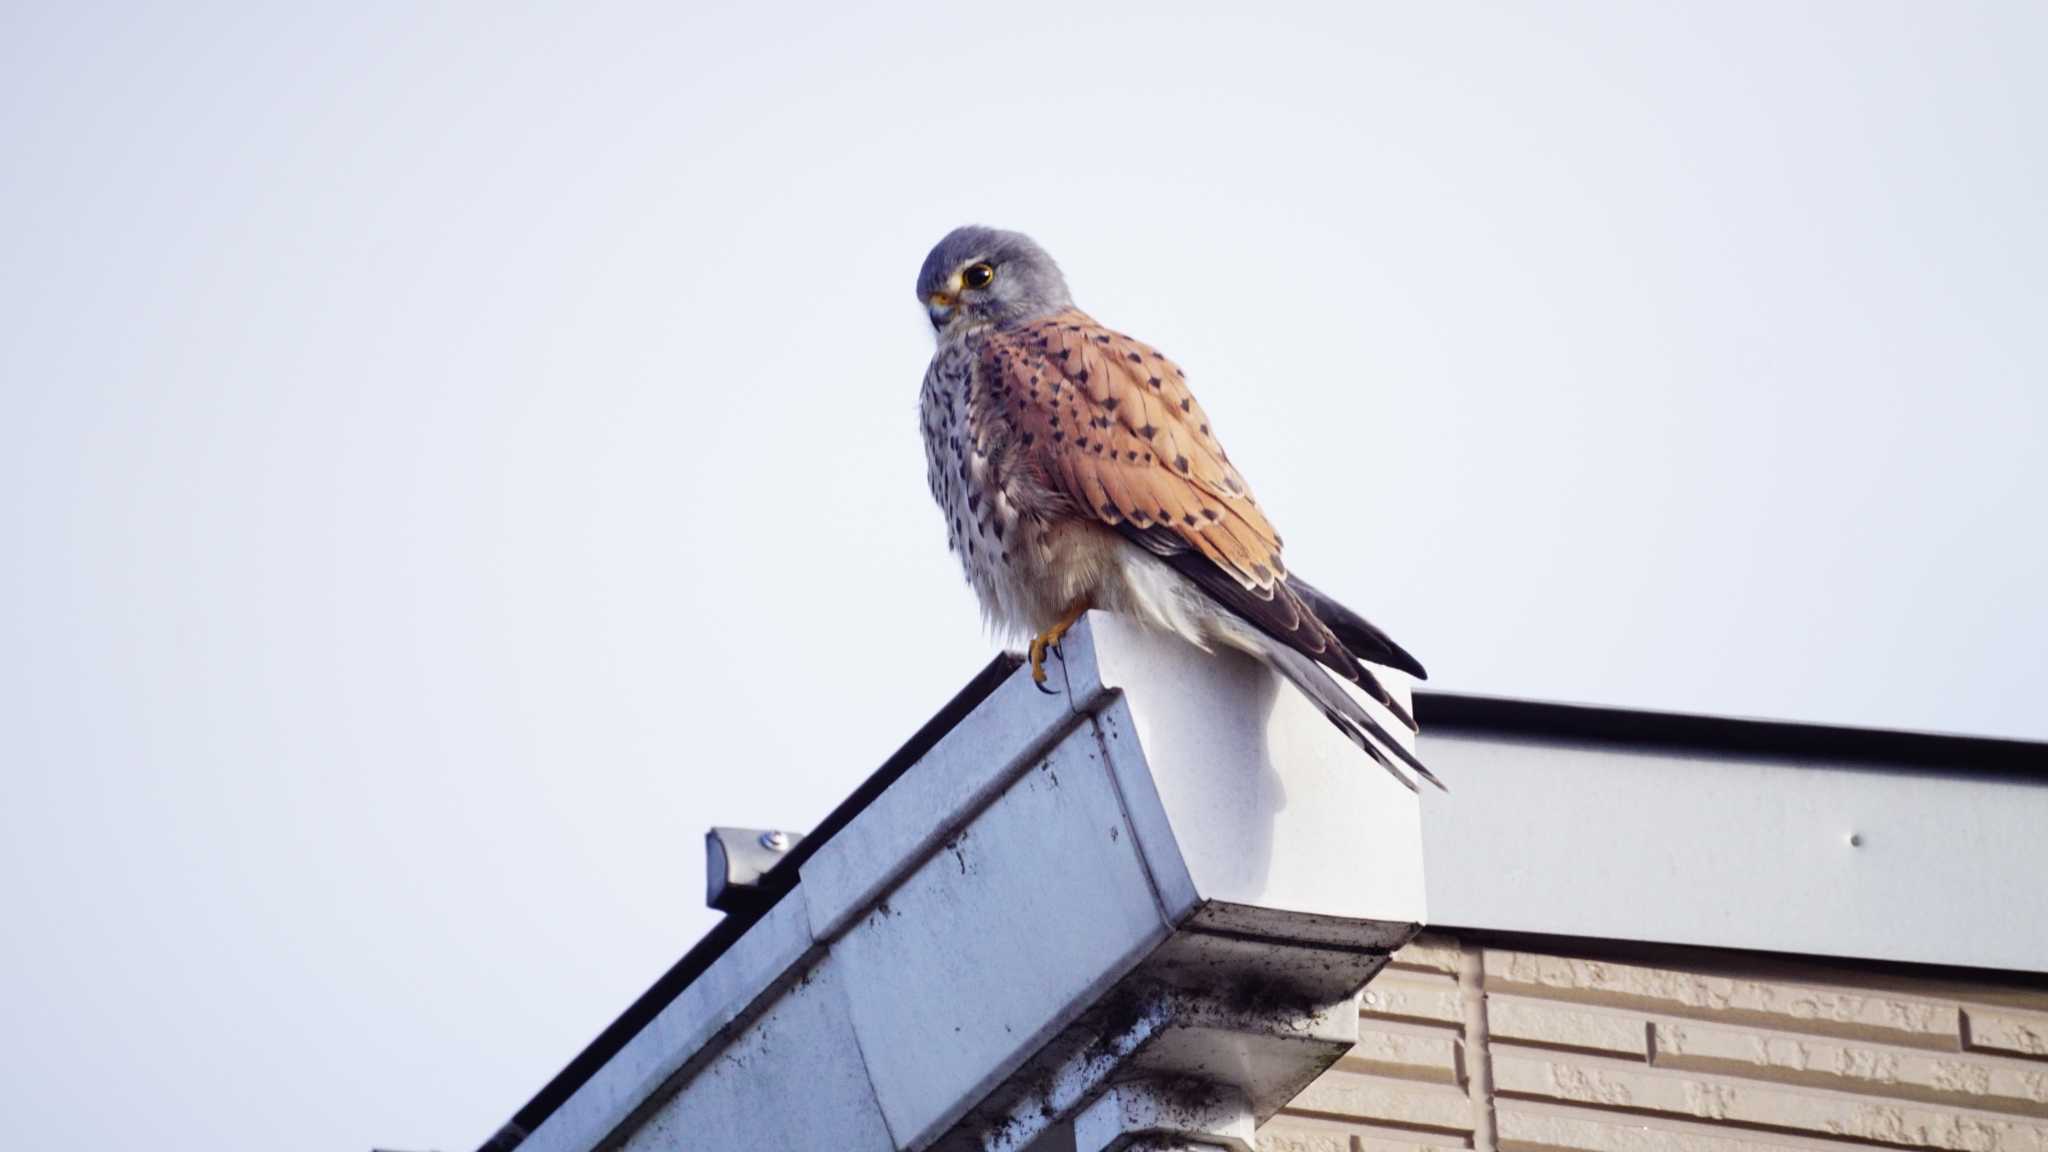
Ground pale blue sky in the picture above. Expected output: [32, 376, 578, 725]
[2, 3, 2043, 1150]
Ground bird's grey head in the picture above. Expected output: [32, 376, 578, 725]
[916, 226, 1073, 337]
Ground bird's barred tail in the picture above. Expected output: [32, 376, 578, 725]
[1253, 639, 1447, 793]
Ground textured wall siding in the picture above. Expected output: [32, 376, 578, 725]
[1259, 935, 2048, 1152]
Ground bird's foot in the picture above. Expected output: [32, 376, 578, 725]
[1026, 634, 1060, 694]
[1027, 600, 1090, 694]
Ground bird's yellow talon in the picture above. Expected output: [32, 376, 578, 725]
[1025, 600, 1089, 692]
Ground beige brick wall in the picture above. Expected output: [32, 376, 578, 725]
[1260, 934, 2048, 1152]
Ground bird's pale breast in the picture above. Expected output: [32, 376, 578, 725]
[920, 331, 1108, 639]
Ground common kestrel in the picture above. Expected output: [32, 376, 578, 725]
[916, 226, 1441, 791]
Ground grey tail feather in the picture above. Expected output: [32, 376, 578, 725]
[1259, 642, 1449, 793]
[1353, 662, 1419, 734]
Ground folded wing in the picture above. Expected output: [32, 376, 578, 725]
[980, 310, 1437, 786]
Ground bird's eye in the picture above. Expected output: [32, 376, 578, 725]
[961, 262, 995, 290]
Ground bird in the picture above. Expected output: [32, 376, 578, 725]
[915, 226, 1441, 791]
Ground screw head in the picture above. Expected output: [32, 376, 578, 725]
[759, 830, 791, 852]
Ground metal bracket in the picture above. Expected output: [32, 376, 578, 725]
[704, 826, 801, 913]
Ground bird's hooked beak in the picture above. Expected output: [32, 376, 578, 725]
[926, 292, 956, 330]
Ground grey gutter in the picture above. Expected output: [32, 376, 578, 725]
[478, 656, 1024, 1152]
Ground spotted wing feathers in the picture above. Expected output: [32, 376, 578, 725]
[980, 311, 1285, 595]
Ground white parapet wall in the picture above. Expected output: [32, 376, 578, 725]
[513, 613, 1429, 1152]
[1419, 709, 2048, 973]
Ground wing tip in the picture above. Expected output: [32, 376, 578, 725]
[1386, 650, 1429, 681]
